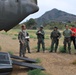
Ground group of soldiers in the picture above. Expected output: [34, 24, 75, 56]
[18, 24, 76, 57]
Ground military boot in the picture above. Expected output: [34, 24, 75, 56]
[68, 50, 71, 54]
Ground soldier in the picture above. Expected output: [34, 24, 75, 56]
[36, 25, 45, 52]
[50, 27, 61, 53]
[18, 24, 31, 57]
[63, 25, 72, 54]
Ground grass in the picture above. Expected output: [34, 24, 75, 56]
[28, 69, 48, 75]
[0, 29, 76, 75]
[33, 46, 50, 51]
[33, 46, 47, 51]
[1, 29, 19, 36]
[1, 32, 8, 35]
[33, 46, 37, 50]
[0, 29, 76, 54]
[8, 51, 14, 55]
[72, 60, 76, 65]
[0, 46, 2, 51]
[45, 47, 50, 51]
[59, 45, 75, 53]
[59, 46, 66, 53]
[14, 34, 18, 36]
[30, 35, 36, 39]
[45, 36, 49, 39]
[0, 29, 52, 40]
[12, 37, 17, 40]
[35, 58, 41, 63]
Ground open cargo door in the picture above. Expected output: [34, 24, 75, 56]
[12, 60, 45, 70]
[10, 54, 37, 63]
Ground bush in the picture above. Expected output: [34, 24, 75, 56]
[28, 69, 47, 75]
[59, 46, 66, 53]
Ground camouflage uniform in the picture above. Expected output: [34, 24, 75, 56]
[36, 29, 45, 52]
[63, 29, 72, 54]
[50, 30, 61, 52]
[18, 30, 30, 57]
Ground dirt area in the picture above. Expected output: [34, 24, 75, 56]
[0, 33, 76, 75]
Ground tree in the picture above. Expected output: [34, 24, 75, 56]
[24, 18, 36, 29]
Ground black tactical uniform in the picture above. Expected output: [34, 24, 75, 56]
[36, 26, 45, 52]
[50, 27, 61, 52]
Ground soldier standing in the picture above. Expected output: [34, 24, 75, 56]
[36, 25, 45, 52]
[50, 27, 61, 53]
[70, 25, 76, 49]
[63, 25, 72, 54]
[18, 24, 31, 57]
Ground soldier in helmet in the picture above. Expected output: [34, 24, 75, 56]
[18, 24, 31, 57]
[50, 27, 61, 53]
[36, 25, 45, 52]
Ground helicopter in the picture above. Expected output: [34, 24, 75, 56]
[0, 0, 39, 31]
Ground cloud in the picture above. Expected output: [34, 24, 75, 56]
[21, 0, 76, 23]
[39, 0, 76, 15]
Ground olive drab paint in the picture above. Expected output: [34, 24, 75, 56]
[0, 0, 39, 31]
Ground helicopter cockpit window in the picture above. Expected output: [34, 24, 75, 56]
[0, 54, 10, 64]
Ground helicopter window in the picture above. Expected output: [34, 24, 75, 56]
[0, 54, 10, 64]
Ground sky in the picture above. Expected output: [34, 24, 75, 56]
[21, 0, 76, 23]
